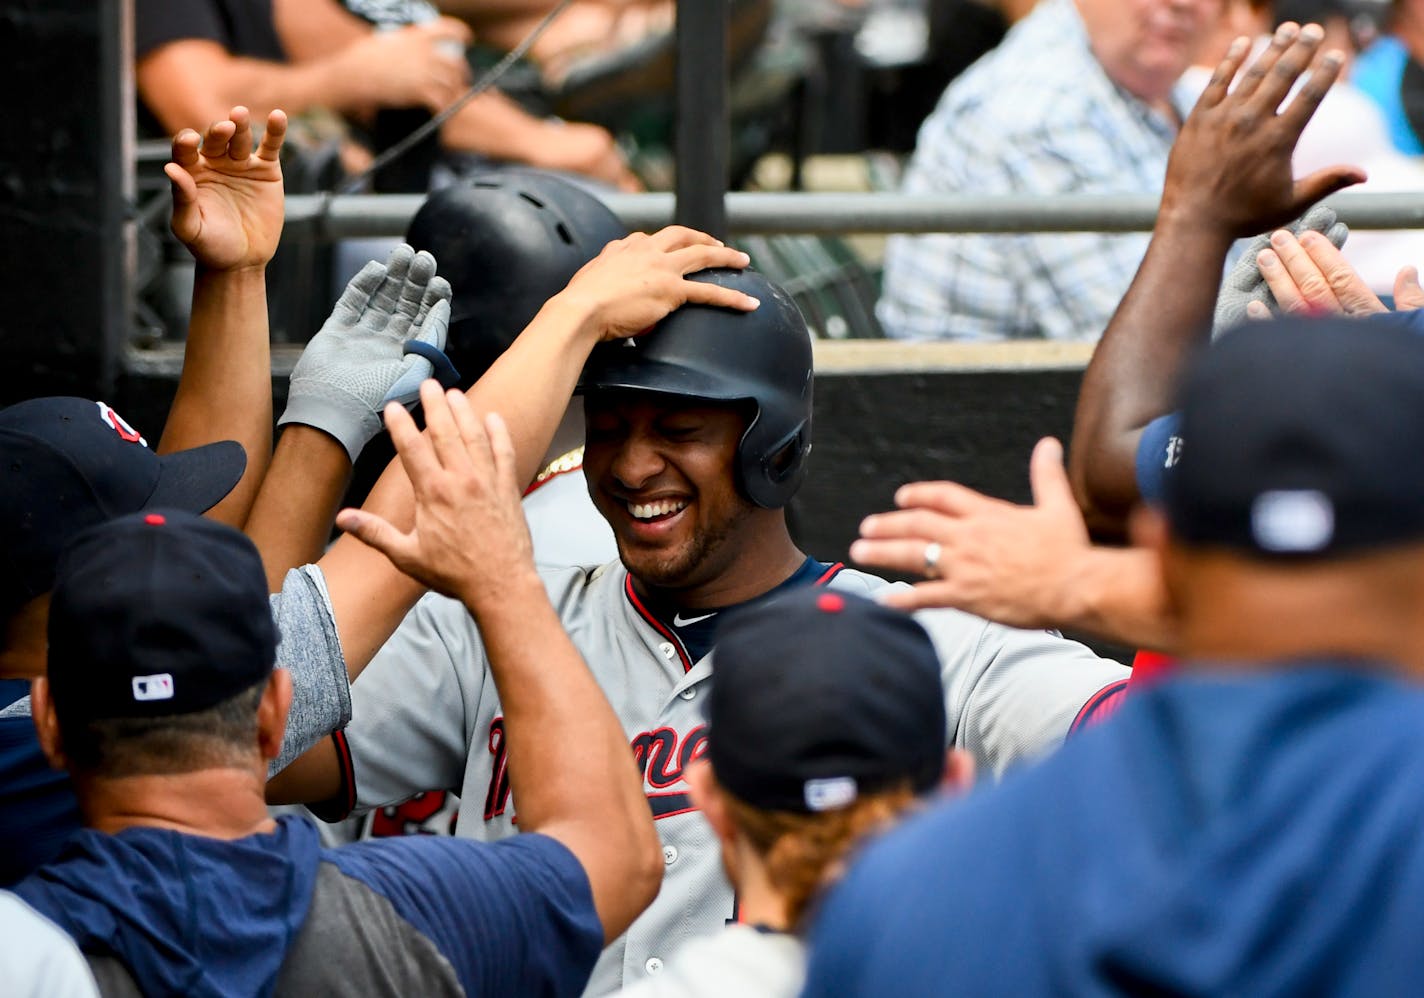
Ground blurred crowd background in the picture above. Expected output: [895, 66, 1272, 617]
[131, 0, 1422, 353]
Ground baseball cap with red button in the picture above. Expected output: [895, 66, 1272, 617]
[706, 588, 946, 814]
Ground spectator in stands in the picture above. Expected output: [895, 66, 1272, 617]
[135, 0, 638, 190]
[877, 0, 1222, 341]
[615, 589, 973, 998]
[1352, 0, 1424, 155]
[14, 390, 661, 995]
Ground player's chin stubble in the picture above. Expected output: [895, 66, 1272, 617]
[619, 501, 753, 592]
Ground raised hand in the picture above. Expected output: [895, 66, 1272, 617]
[853, 438, 1093, 627]
[166, 106, 287, 272]
[557, 226, 760, 341]
[335, 383, 534, 607]
[1162, 24, 1365, 238]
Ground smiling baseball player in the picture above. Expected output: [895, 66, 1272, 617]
[271, 266, 1128, 994]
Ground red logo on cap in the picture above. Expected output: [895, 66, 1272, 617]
[95, 402, 148, 448]
[144, 514, 166, 526]
[817, 593, 845, 613]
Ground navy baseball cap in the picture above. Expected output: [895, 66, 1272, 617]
[707, 589, 946, 814]
[1166, 316, 1424, 557]
[46, 510, 277, 727]
[0, 397, 246, 613]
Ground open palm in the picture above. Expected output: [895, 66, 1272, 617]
[165, 106, 288, 272]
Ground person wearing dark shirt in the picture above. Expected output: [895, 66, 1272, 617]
[804, 316, 1424, 996]
[17, 386, 662, 995]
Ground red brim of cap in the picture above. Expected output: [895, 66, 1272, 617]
[147, 440, 247, 514]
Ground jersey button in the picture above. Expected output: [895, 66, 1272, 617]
[678, 687, 697, 701]
[658, 642, 677, 660]
[645, 957, 664, 975]
[663, 845, 679, 865]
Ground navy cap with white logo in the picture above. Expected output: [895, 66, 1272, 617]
[0, 397, 246, 613]
[1166, 316, 1424, 557]
[706, 589, 946, 814]
[46, 510, 277, 727]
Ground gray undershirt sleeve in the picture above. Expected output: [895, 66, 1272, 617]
[269, 565, 351, 775]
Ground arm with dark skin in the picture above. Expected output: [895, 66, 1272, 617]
[1068, 24, 1363, 538]
[158, 107, 287, 528]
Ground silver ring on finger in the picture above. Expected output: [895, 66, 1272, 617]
[923, 541, 942, 578]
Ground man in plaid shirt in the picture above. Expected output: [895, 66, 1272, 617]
[877, 0, 1221, 342]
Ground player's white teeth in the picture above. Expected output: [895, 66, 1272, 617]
[628, 499, 688, 520]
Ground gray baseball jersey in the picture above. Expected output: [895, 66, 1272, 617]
[328, 559, 1129, 995]
[522, 449, 617, 570]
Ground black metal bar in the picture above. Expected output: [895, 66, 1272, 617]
[674, 0, 729, 236]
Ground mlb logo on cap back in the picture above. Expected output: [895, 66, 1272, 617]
[805, 776, 858, 812]
[1251, 490, 1335, 553]
[131, 674, 175, 703]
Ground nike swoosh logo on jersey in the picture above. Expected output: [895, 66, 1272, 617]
[672, 611, 716, 627]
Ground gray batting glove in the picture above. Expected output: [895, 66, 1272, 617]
[1214, 204, 1349, 335]
[280, 244, 454, 462]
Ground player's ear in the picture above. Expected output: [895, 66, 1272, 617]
[941, 748, 975, 795]
[255, 669, 292, 763]
[29, 677, 67, 771]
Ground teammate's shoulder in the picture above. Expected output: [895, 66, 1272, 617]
[823, 566, 895, 597]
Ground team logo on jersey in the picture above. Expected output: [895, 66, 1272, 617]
[483, 717, 708, 822]
[96, 402, 148, 447]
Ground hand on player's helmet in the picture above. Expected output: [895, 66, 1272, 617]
[1215, 204, 1350, 331]
[281, 244, 457, 463]
[558, 226, 760, 342]
[166, 106, 287, 272]
[336, 382, 535, 606]
[1162, 24, 1364, 239]
[852, 438, 1094, 628]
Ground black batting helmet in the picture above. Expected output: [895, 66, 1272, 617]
[577, 268, 813, 509]
[406, 170, 630, 388]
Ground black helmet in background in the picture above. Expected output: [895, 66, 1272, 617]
[578, 268, 814, 509]
[407, 171, 630, 389]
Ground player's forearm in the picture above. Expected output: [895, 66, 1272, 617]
[468, 292, 607, 487]
[161, 265, 272, 528]
[1070, 210, 1234, 534]
[467, 572, 661, 942]
[246, 426, 354, 591]
[439, 91, 555, 163]
[1063, 547, 1177, 653]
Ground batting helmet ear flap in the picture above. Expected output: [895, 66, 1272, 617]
[740, 417, 811, 509]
